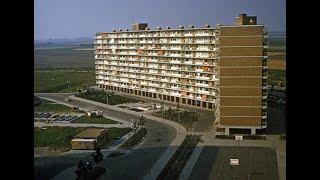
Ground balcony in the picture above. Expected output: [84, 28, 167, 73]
[261, 121, 267, 129]
[196, 83, 209, 87]
[262, 112, 268, 119]
[171, 86, 179, 90]
[170, 92, 181, 96]
[195, 62, 204, 65]
[148, 59, 158, 62]
[198, 90, 209, 94]
[195, 69, 204, 72]
[262, 102, 267, 109]
[170, 60, 180, 64]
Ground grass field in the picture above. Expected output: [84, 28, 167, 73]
[34, 69, 95, 93]
[34, 127, 84, 149]
[152, 108, 199, 130]
[107, 127, 131, 139]
[34, 45, 94, 69]
[72, 116, 119, 124]
[34, 98, 71, 112]
[34, 127, 131, 149]
[76, 91, 141, 105]
[268, 69, 286, 86]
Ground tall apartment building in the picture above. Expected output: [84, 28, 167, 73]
[94, 14, 268, 135]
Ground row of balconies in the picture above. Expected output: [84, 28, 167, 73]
[98, 67, 217, 78]
[97, 80, 216, 97]
[96, 32, 216, 39]
[95, 53, 218, 60]
[99, 58, 218, 67]
[97, 45, 217, 51]
[94, 38, 216, 45]
[96, 75, 217, 89]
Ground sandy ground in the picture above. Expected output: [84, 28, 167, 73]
[72, 48, 94, 51]
[268, 52, 286, 56]
[268, 60, 286, 70]
[35, 147, 69, 157]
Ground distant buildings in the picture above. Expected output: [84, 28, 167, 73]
[94, 14, 268, 135]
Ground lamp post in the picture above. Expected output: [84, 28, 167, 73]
[106, 94, 111, 105]
[66, 81, 69, 93]
[51, 78, 55, 93]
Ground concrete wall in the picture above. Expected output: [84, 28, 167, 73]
[219, 57, 262, 66]
[220, 47, 263, 56]
[220, 87, 262, 96]
[220, 106, 261, 116]
[220, 78, 262, 86]
[220, 26, 263, 36]
[220, 116, 261, 126]
[220, 97, 262, 106]
[220, 68, 262, 76]
[220, 36, 263, 46]
[71, 140, 96, 150]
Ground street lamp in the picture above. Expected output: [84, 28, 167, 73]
[105, 93, 112, 117]
[51, 78, 55, 93]
[106, 94, 111, 105]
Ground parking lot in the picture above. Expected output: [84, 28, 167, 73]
[34, 112, 81, 123]
[188, 146, 279, 180]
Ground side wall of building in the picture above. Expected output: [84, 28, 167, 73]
[217, 26, 267, 132]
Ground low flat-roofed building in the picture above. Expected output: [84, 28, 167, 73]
[71, 128, 108, 150]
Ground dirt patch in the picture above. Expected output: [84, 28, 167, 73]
[268, 52, 286, 56]
[268, 59, 286, 70]
[35, 147, 69, 157]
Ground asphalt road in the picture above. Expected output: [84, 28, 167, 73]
[188, 146, 279, 180]
[34, 93, 176, 180]
[266, 102, 286, 135]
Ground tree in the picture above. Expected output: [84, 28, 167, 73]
[92, 148, 103, 165]
[75, 160, 86, 180]
[139, 116, 146, 126]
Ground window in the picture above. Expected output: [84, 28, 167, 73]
[203, 102, 207, 108]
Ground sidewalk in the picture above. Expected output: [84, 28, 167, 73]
[34, 122, 131, 128]
[38, 96, 134, 126]
[68, 95, 189, 180]
[179, 133, 208, 180]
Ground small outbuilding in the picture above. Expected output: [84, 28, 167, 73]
[71, 128, 108, 150]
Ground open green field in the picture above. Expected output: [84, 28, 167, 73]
[76, 91, 141, 105]
[34, 69, 95, 93]
[34, 45, 94, 69]
[268, 69, 286, 86]
[34, 98, 71, 112]
[72, 116, 119, 124]
[152, 108, 199, 130]
[108, 127, 132, 139]
[34, 127, 84, 149]
[34, 127, 131, 149]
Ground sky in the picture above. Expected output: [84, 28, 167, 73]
[34, 0, 286, 40]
